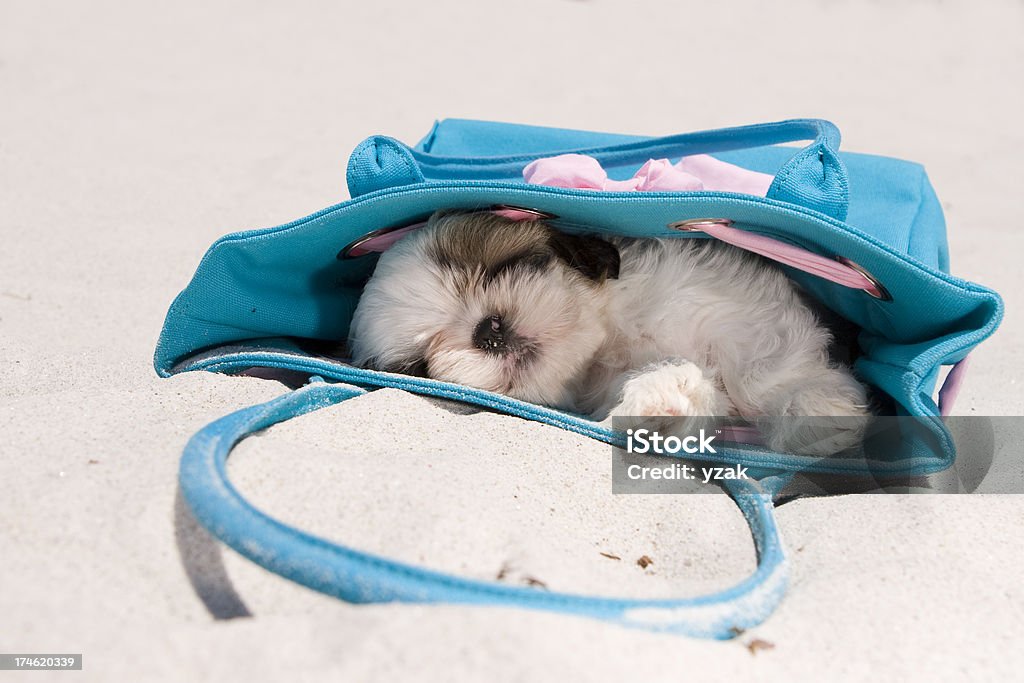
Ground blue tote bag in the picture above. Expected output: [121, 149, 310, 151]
[157, 118, 1002, 638]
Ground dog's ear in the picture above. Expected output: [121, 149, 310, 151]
[548, 231, 620, 282]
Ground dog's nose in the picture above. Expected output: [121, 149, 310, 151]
[473, 315, 507, 353]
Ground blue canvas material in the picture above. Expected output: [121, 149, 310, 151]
[158, 118, 1003, 637]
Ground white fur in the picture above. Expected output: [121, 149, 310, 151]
[349, 212, 870, 455]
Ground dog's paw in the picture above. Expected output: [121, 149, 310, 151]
[604, 360, 730, 432]
[764, 415, 869, 456]
[763, 372, 871, 456]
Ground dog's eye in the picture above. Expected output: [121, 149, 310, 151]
[473, 315, 507, 353]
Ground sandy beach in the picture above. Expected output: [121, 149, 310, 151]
[2, 1, 1022, 680]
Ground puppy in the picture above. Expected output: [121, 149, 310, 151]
[349, 210, 870, 455]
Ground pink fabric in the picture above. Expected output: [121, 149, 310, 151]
[938, 356, 971, 417]
[676, 155, 775, 195]
[522, 153, 774, 196]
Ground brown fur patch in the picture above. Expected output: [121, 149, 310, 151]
[425, 211, 618, 283]
[427, 211, 554, 273]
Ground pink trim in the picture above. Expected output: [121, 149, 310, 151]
[345, 223, 427, 257]
[698, 221, 884, 297]
[938, 356, 971, 417]
[491, 207, 543, 221]
[718, 425, 766, 447]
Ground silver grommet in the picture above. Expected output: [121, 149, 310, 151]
[837, 257, 892, 301]
[490, 204, 558, 220]
[668, 218, 734, 232]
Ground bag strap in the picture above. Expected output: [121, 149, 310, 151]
[179, 378, 789, 638]
[347, 119, 850, 221]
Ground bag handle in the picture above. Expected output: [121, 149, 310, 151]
[346, 119, 850, 221]
[179, 379, 789, 638]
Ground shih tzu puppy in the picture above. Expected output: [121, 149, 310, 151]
[349, 210, 870, 455]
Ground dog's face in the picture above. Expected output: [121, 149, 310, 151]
[349, 211, 620, 407]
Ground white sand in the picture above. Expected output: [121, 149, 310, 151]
[1, 1, 1022, 680]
